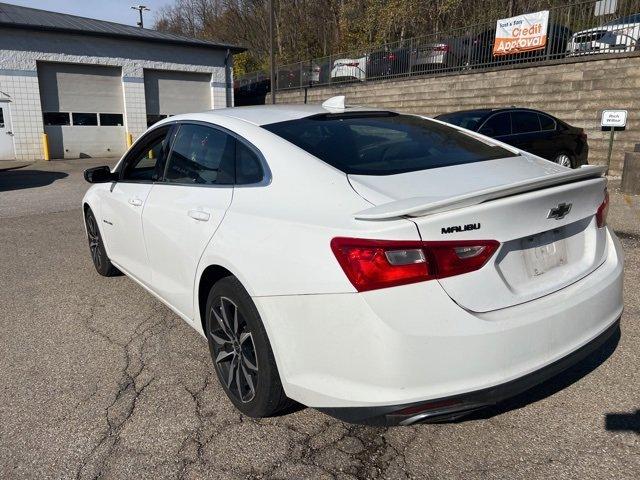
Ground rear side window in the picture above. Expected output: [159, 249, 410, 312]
[538, 114, 556, 131]
[480, 113, 511, 136]
[263, 113, 514, 176]
[165, 124, 235, 185]
[236, 141, 264, 184]
[511, 111, 541, 134]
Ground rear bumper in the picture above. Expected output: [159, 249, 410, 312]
[319, 317, 620, 425]
[254, 228, 623, 420]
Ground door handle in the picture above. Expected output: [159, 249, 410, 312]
[128, 197, 143, 207]
[188, 209, 210, 222]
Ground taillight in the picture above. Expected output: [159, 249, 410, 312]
[331, 238, 499, 292]
[596, 189, 609, 228]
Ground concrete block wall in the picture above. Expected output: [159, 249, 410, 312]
[122, 77, 148, 142]
[0, 71, 44, 161]
[275, 54, 640, 175]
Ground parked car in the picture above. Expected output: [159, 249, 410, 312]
[436, 107, 588, 168]
[330, 56, 367, 82]
[83, 97, 621, 426]
[567, 13, 640, 56]
[468, 23, 572, 67]
[410, 35, 471, 72]
[365, 46, 410, 78]
[276, 68, 301, 89]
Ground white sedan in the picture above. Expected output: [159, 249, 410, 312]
[567, 13, 640, 56]
[83, 97, 623, 425]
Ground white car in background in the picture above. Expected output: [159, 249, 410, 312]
[330, 56, 367, 81]
[567, 13, 640, 56]
[82, 96, 623, 426]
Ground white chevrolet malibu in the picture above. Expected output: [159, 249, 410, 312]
[82, 97, 623, 426]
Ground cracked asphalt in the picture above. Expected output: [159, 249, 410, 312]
[1, 159, 639, 479]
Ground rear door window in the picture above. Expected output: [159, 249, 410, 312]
[263, 113, 515, 176]
[165, 124, 235, 185]
[511, 111, 541, 134]
[479, 113, 511, 136]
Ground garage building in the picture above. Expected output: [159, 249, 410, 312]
[0, 2, 243, 161]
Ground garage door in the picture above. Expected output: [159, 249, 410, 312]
[144, 70, 211, 127]
[38, 63, 126, 159]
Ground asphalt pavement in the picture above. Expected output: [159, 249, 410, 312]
[0, 159, 638, 479]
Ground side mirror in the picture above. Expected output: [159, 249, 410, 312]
[84, 166, 117, 183]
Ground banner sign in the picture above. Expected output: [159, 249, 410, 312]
[493, 10, 550, 56]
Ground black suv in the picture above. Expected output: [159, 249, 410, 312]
[435, 108, 588, 168]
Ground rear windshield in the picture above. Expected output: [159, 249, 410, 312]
[263, 113, 514, 175]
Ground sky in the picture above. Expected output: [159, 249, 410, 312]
[3, 0, 174, 27]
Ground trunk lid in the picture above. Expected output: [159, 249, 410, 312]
[349, 157, 608, 312]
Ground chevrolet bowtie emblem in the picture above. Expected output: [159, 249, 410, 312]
[547, 203, 572, 220]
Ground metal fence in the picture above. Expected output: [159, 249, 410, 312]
[236, 0, 640, 95]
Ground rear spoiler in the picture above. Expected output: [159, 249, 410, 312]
[354, 165, 607, 220]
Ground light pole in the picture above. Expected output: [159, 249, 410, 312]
[131, 5, 150, 28]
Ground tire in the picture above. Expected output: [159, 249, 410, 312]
[554, 152, 574, 168]
[85, 208, 120, 277]
[205, 276, 293, 418]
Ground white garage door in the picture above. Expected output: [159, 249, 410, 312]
[38, 63, 126, 159]
[144, 70, 211, 127]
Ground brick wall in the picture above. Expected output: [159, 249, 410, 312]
[274, 54, 640, 175]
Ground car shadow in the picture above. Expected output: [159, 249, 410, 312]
[458, 325, 621, 422]
[0, 169, 68, 192]
[605, 410, 640, 435]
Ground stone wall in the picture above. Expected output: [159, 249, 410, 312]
[274, 54, 640, 175]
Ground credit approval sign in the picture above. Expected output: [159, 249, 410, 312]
[493, 10, 550, 56]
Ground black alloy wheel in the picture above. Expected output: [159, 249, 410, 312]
[209, 295, 259, 403]
[85, 208, 119, 277]
[205, 276, 293, 418]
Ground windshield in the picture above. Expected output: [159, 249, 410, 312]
[605, 13, 640, 26]
[263, 112, 515, 176]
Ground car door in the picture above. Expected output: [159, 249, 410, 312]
[142, 122, 235, 319]
[507, 111, 544, 157]
[100, 125, 172, 285]
[478, 112, 512, 142]
[535, 113, 562, 160]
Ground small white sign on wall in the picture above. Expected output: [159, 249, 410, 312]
[601, 110, 628, 128]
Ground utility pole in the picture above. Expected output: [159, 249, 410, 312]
[131, 5, 150, 28]
[508, 0, 515, 16]
[269, 0, 276, 104]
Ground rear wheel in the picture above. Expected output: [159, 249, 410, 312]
[85, 208, 119, 277]
[554, 153, 574, 168]
[205, 276, 292, 418]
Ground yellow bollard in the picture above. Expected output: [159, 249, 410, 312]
[42, 133, 50, 161]
[126, 132, 133, 148]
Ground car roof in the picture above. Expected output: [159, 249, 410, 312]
[180, 104, 390, 126]
[438, 107, 550, 117]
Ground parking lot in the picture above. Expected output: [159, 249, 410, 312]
[1, 158, 639, 479]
